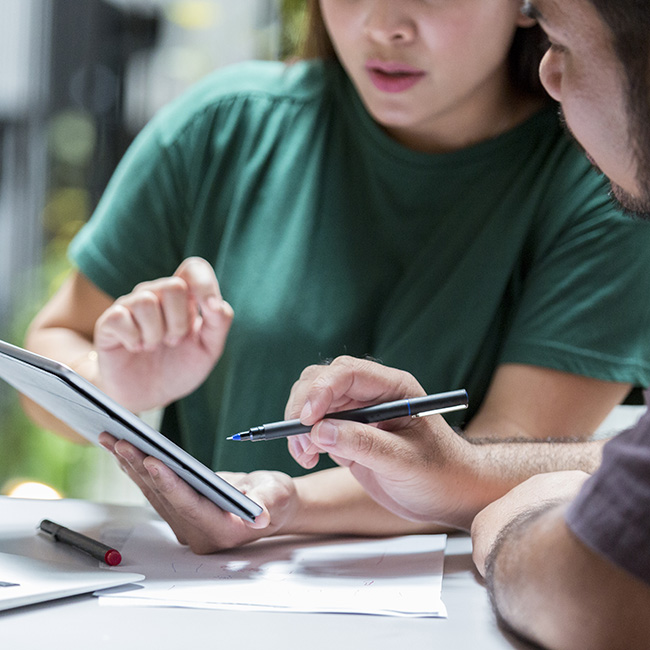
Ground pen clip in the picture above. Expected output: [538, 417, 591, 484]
[412, 403, 468, 418]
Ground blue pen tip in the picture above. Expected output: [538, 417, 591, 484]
[228, 433, 241, 441]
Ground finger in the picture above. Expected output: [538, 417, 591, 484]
[174, 257, 234, 353]
[142, 457, 218, 547]
[122, 290, 166, 350]
[134, 277, 194, 345]
[285, 363, 337, 421]
[287, 434, 321, 469]
[308, 417, 423, 476]
[174, 257, 232, 326]
[99, 434, 151, 496]
[112, 438, 168, 499]
[98, 431, 118, 450]
[109, 442, 192, 545]
[285, 364, 326, 419]
[94, 303, 144, 352]
[288, 356, 424, 425]
[142, 458, 252, 552]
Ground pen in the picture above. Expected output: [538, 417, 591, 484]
[38, 519, 122, 566]
[227, 389, 468, 442]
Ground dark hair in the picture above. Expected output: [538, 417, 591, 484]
[298, 0, 334, 59]
[298, 0, 548, 99]
[587, 0, 650, 186]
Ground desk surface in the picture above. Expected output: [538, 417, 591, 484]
[0, 496, 525, 650]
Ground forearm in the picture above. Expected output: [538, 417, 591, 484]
[26, 323, 97, 374]
[457, 438, 605, 526]
[291, 467, 446, 537]
[22, 324, 98, 443]
[485, 504, 650, 650]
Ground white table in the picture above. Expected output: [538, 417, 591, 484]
[0, 496, 526, 649]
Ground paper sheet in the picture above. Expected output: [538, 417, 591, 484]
[98, 521, 447, 617]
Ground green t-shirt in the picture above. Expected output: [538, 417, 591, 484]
[69, 60, 650, 474]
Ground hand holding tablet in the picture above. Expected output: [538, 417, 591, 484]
[0, 340, 262, 522]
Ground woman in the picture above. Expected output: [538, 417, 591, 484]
[23, 0, 650, 550]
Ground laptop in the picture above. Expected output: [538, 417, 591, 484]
[0, 339, 263, 523]
[0, 551, 143, 611]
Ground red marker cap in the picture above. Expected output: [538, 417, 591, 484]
[104, 549, 122, 566]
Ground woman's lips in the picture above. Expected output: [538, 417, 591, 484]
[365, 60, 426, 93]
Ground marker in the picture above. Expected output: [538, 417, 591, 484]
[227, 390, 468, 442]
[38, 519, 122, 566]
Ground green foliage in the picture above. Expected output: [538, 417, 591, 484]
[0, 398, 97, 497]
[0, 205, 87, 498]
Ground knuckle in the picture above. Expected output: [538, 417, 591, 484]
[299, 364, 321, 381]
[161, 277, 188, 298]
[353, 428, 377, 457]
[103, 302, 131, 322]
[182, 256, 206, 269]
[177, 257, 214, 283]
[133, 289, 159, 309]
[330, 355, 354, 370]
[132, 279, 153, 292]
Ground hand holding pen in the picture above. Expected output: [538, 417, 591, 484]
[281, 357, 479, 528]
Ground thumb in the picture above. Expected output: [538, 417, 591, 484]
[309, 419, 413, 477]
[244, 507, 271, 530]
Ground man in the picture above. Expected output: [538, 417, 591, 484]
[469, 1, 650, 647]
[285, 0, 650, 646]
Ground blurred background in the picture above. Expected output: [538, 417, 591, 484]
[0, 0, 306, 502]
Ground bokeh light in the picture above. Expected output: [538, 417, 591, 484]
[3, 480, 63, 500]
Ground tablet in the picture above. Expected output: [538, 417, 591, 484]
[0, 340, 263, 522]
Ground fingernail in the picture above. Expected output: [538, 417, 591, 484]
[300, 400, 313, 422]
[314, 421, 338, 446]
[206, 296, 220, 312]
[116, 447, 134, 463]
[288, 437, 303, 457]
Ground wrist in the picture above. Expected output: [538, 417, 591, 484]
[289, 472, 332, 535]
[289, 469, 379, 536]
[443, 438, 498, 530]
[69, 348, 100, 384]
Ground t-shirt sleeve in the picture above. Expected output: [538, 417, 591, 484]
[566, 400, 650, 585]
[68, 103, 198, 298]
[499, 157, 650, 387]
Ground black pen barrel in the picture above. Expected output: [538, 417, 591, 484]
[333, 389, 468, 423]
[248, 389, 468, 441]
[248, 421, 311, 440]
[40, 519, 111, 556]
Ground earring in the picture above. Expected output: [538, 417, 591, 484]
[519, 1, 537, 27]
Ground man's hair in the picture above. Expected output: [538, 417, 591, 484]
[298, 0, 549, 100]
[588, 0, 650, 183]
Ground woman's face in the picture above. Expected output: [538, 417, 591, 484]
[319, 0, 532, 151]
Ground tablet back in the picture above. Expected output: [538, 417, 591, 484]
[0, 340, 262, 522]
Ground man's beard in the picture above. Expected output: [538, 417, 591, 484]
[609, 181, 650, 222]
[557, 106, 650, 221]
